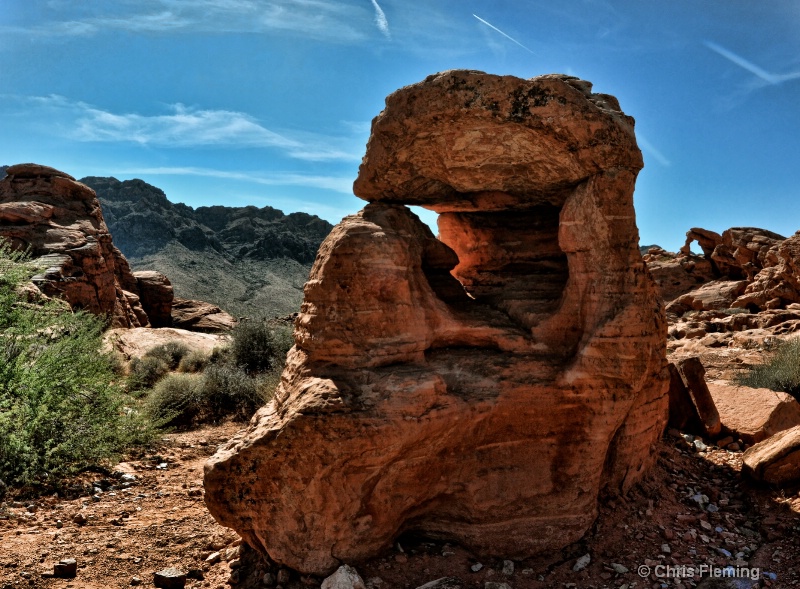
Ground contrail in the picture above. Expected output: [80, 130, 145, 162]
[473, 13, 534, 54]
[371, 0, 390, 39]
[704, 40, 800, 85]
[637, 135, 671, 168]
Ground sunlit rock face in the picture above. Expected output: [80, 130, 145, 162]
[0, 163, 154, 327]
[204, 70, 669, 575]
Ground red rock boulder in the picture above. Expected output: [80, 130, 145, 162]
[0, 164, 146, 327]
[707, 381, 800, 444]
[204, 71, 669, 574]
[743, 425, 800, 485]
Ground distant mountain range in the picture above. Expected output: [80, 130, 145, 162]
[79, 176, 333, 318]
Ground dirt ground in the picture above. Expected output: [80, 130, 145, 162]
[1, 420, 798, 589]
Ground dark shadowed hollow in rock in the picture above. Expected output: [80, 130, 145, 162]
[204, 70, 669, 575]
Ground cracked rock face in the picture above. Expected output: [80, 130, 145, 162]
[204, 71, 669, 575]
[0, 163, 161, 327]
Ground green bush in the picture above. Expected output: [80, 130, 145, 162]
[145, 373, 203, 427]
[145, 341, 190, 370]
[177, 349, 209, 373]
[145, 364, 280, 426]
[0, 241, 157, 488]
[199, 363, 271, 421]
[229, 320, 292, 374]
[737, 337, 800, 401]
[127, 356, 169, 391]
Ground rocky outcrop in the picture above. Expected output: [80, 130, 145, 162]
[665, 279, 749, 315]
[643, 249, 717, 303]
[649, 227, 785, 312]
[205, 71, 669, 574]
[732, 232, 800, 311]
[0, 164, 147, 327]
[707, 381, 800, 444]
[743, 425, 800, 485]
[104, 327, 228, 362]
[171, 298, 237, 333]
[710, 227, 784, 280]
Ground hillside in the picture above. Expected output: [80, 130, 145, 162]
[80, 176, 333, 318]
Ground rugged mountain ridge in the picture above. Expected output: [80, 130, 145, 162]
[79, 176, 333, 318]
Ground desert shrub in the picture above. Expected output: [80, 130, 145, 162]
[229, 320, 292, 374]
[144, 341, 190, 370]
[177, 349, 209, 373]
[0, 241, 157, 487]
[198, 363, 269, 421]
[737, 337, 800, 401]
[145, 364, 279, 426]
[145, 373, 203, 427]
[127, 356, 169, 391]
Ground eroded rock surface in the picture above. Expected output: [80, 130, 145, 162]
[0, 164, 147, 327]
[204, 71, 668, 574]
[707, 381, 800, 444]
[743, 425, 800, 485]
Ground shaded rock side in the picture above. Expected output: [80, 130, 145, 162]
[0, 164, 147, 327]
[674, 358, 722, 438]
[134, 270, 174, 328]
[204, 71, 669, 575]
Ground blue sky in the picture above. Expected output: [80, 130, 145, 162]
[1, 0, 799, 251]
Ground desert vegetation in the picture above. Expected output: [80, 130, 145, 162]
[132, 320, 291, 427]
[0, 241, 290, 493]
[738, 336, 800, 401]
[0, 242, 157, 489]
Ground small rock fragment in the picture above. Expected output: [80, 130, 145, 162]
[471, 563, 484, 572]
[205, 551, 221, 564]
[321, 565, 366, 589]
[573, 554, 591, 572]
[53, 558, 77, 579]
[501, 560, 514, 576]
[154, 568, 187, 589]
[610, 563, 628, 574]
[187, 568, 204, 580]
[277, 568, 291, 584]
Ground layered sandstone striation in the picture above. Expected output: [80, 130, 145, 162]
[0, 164, 148, 327]
[204, 71, 669, 574]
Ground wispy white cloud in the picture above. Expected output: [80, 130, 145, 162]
[637, 134, 671, 168]
[2, 0, 372, 43]
[10, 94, 363, 162]
[472, 13, 534, 54]
[119, 166, 354, 193]
[370, 0, 390, 39]
[704, 40, 800, 86]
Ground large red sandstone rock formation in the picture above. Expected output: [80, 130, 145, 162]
[204, 71, 669, 574]
[0, 164, 157, 327]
